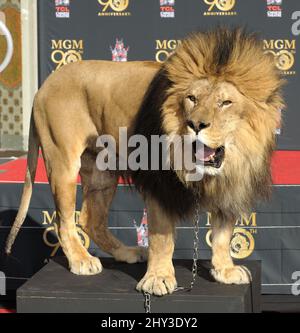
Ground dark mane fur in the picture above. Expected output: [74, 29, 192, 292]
[131, 68, 197, 219]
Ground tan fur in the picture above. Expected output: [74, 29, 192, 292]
[165, 29, 284, 102]
[6, 28, 284, 295]
[210, 213, 251, 284]
[6, 60, 160, 275]
[136, 197, 177, 295]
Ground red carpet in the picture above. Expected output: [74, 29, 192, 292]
[0, 309, 16, 313]
[271, 151, 300, 185]
[0, 151, 299, 185]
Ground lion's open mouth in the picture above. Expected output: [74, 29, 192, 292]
[192, 141, 225, 168]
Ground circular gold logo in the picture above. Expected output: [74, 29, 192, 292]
[275, 50, 294, 71]
[110, 0, 129, 12]
[64, 50, 82, 64]
[51, 50, 82, 70]
[230, 228, 255, 259]
[216, 0, 235, 11]
[206, 227, 255, 259]
[265, 50, 294, 71]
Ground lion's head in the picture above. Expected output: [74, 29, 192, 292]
[133, 27, 285, 219]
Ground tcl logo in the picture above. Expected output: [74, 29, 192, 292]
[56, 6, 69, 12]
[267, 6, 281, 11]
[160, 6, 174, 12]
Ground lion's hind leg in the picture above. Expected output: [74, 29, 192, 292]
[45, 153, 102, 276]
[210, 212, 252, 284]
[78, 152, 147, 264]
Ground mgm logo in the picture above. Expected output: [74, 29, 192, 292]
[51, 39, 83, 70]
[203, 0, 237, 16]
[263, 39, 296, 75]
[155, 39, 180, 63]
[42, 211, 90, 257]
[98, 0, 131, 16]
[206, 213, 257, 259]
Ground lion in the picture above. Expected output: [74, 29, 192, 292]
[5, 27, 284, 296]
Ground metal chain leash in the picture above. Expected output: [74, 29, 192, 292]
[189, 207, 200, 290]
[144, 291, 151, 313]
[143, 208, 200, 313]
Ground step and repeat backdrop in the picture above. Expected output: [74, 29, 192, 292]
[1, 0, 300, 297]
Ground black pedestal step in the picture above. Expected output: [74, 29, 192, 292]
[17, 257, 261, 313]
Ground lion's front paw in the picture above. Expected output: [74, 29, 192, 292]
[136, 272, 177, 296]
[211, 265, 252, 284]
[70, 255, 102, 275]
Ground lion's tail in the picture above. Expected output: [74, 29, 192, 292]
[5, 112, 39, 255]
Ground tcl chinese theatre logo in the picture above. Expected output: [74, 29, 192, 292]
[155, 39, 180, 63]
[160, 0, 175, 18]
[263, 39, 296, 75]
[203, 0, 237, 16]
[55, 0, 70, 18]
[42, 211, 90, 257]
[206, 213, 257, 259]
[266, 0, 282, 18]
[98, 0, 131, 16]
[51, 39, 83, 70]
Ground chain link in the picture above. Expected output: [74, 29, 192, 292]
[143, 208, 200, 313]
[190, 207, 200, 290]
[144, 291, 151, 313]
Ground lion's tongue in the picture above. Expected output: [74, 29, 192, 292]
[195, 146, 216, 161]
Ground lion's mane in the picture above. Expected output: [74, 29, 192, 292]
[132, 27, 285, 221]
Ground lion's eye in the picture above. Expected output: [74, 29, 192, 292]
[221, 100, 232, 107]
[187, 95, 197, 104]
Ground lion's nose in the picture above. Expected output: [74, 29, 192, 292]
[187, 120, 211, 134]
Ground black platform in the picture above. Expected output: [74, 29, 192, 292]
[17, 258, 261, 313]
